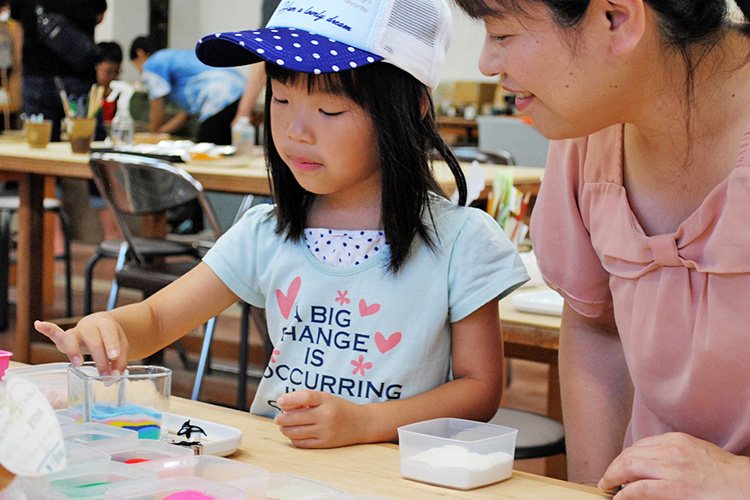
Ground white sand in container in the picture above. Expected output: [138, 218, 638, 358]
[401, 444, 514, 490]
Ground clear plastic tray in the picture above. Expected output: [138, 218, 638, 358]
[104, 476, 246, 500]
[95, 437, 194, 464]
[49, 460, 156, 499]
[5, 362, 70, 409]
[265, 473, 348, 500]
[136, 454, 269, 499]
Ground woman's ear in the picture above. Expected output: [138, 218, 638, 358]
[603, 0, 646, 56]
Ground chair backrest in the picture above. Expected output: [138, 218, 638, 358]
[90, 152, 222, 262]
[451, 146, 516, 166]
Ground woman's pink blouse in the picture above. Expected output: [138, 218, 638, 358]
[530, 124, 750, 455]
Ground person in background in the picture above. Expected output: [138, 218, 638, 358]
[129, 36, 246, 233]
[94, 41, 122, 138]
[36, 0, 529, 449]
[453, 0, 750, 498]
[230, 0, 280, 129]
[89, 41, 122, 241]
[129, 36, 245, 145]
[10, 0, 106, 141]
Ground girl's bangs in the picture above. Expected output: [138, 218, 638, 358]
[266, 62, 360, 101]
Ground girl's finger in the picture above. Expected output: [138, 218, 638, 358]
[99, 326, 127, 374]
[34, 320, 66, 347]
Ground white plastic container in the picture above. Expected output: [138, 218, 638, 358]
[398, 417, 517, 490]
[265, 473, 348, 500]
[136, 454, 269, 499]
[5, 362, 70, 409]
[62, 422, 139, 450]
[95, 438, 193, 464]
[104, 476, 246, 500]
[232, 116, 256, 156]
[64, 441, 112, 465]
[49, 461, 156, 499]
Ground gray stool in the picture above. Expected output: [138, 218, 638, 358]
[490, 406, 565, 459]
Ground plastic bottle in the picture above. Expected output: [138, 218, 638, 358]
[108, 81, 135, 147]
[232, 116, 256, 156]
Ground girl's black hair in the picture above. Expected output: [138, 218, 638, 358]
[263, 61, 466, 274]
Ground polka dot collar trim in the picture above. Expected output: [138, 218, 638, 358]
[305, 228, 388, 268]
[196, 27, 383, 75]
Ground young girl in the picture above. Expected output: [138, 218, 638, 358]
[453, 0, 750, 497]
[36, 0, 528, 449]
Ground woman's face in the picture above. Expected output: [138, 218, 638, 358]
[478, 3, 627, 139]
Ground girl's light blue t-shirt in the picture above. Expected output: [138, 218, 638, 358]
[203, 195, 528, 417]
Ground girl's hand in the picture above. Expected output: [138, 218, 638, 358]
[34, 318, 129, 376]
[273, 390, 366, 448]
[599, 432, 750, 499]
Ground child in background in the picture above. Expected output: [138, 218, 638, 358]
[453, 0, 750, 497]
[90, 41, 123, 241]
[35, 0, 528, 449]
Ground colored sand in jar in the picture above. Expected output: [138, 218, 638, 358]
[91, 403, 162, 439]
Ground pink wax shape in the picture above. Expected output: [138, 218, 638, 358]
[162, 491, 216, 500]
[0, 350, 12, 380]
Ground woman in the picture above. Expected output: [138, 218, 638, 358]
[453, 0, 750, 498]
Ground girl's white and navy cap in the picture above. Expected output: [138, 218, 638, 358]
[195, 0, 453, 89]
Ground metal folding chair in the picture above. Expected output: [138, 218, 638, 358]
[89, 152, 222, 399]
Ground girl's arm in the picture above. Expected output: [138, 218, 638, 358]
[36, 263, 239, 375]
[559, 301, 633, 486]
[274, 298, 505, 448]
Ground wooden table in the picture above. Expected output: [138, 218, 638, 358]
[168, 396, 609, 499]
[0, 142, 544, 363]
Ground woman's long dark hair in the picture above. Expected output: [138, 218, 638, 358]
[264, 61, 466, 273]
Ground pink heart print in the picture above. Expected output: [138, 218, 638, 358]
[359, 299, 380, 317]
[375, 332, 402, 353]
[276, 276, 301, 319]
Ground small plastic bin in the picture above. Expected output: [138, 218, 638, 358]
[5, 362, 70, 409]
[265, 474, 348, 500]
[397, 417, 517, 490]
[96, 439, 193, 464]
[137, 455, 269, 499]
[0, 349, 11, 380]
[65, 441, 112, 465]
[68, 363, 172, 440]
[135, 455, 269, 500]
[63, 422, 139, 450]
[49, 460, 156, 499]
[104, 476, 247, 500]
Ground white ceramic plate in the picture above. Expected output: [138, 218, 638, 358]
[168, 413, 242, 457]
[511, 290, 563, 316]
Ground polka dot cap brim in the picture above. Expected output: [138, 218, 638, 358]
[196, 27, 383, 74]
